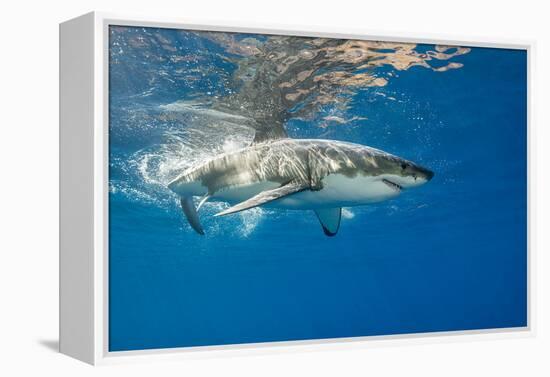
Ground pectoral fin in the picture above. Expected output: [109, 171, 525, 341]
[314, 208, 342, 237]
[215, 181, 308, 217]
[180, 196, 205, 235]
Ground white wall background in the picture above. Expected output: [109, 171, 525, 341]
[0, 0, 547, 375]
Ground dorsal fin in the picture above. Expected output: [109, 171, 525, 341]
[251, 127, 288, 144]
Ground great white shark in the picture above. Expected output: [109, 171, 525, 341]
[168, 134, 434, 236]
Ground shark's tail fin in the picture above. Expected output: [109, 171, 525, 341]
[179, 196, 205, 235]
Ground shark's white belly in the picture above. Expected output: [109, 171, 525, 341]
[214, 181, 280, 202]
[276, 174, 400, 209]
[214, 174, 400, 210]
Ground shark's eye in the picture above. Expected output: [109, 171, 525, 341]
[401, 163, 407, 170]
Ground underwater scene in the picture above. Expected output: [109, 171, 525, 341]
[108, 26, 527, 351]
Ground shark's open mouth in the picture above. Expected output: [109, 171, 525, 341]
[382, 179, 402, 192]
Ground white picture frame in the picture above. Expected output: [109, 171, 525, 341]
[59, 11, 534, 365]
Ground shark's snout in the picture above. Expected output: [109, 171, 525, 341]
[417, 166, 434, 181]
[388, 161, 434, 189]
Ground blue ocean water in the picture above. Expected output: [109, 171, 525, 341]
[108, 26, 527, 351]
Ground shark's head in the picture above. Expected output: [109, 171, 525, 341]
[375, 154, 434, 190]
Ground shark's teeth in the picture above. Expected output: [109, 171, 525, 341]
[382, 179, 402, 192]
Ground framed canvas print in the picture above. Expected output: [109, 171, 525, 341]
[60, 12, 532, 365]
